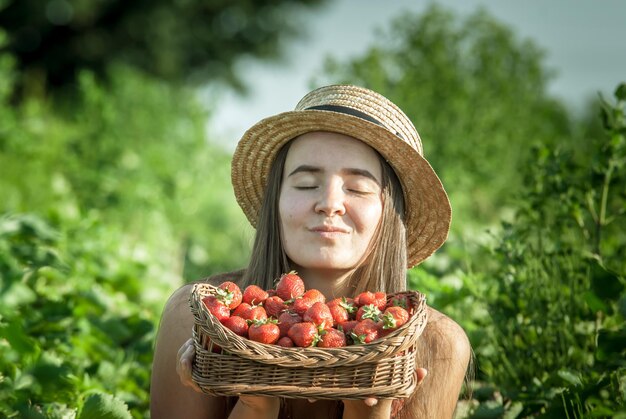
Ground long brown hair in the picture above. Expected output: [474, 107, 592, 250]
[242, 136, 408, 293]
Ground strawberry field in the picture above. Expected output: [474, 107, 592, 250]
[1, 5, 625, 419]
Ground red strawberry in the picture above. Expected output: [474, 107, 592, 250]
[352, 319, 381, 344]
[355, 291, 387, 311]
[208, 339, 222, 354]
[303, 302, 334, 330]
[277, 311, 302, 338]
[216, 281, 243, 309]
[232, 302, 252, 317]
[302, 289, 326, 304]
[328, 297, 356, 312]
[328, 297, 357, 324]
[248, 319, 280, 345]
[328, 303, 349, 325]
[337, 320, 359, 338]
[221, 315, 249, 337]
[264, 296, 287, 318]
[276, 271, 305, 301]
[318, 328, 347, 348]
[267, 289, 277, 297]
[288, 322, 321, 348]
[242, 285, 269, 305]
[277, 336, 294, 347]
[291, 297, 315, 316]
[242, 305, 268, 322]
[382, 306, 410, 330]
[387, 294, 410, 310]
[356, 304, 382, 322]
[202, 295, 230, 322]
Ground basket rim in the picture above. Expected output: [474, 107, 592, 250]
[190, 343, 419, 400]
[189, 282, 428, 367]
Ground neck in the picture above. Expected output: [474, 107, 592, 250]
[294, 267, 355, 299]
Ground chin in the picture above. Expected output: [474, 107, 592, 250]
[302, 259, 356, 271]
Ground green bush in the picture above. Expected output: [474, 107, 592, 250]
[0, 213, 153, 417]
[472, 85, 626, 417]
[0, 51, 251, 281]
[0, 46, 251, 416]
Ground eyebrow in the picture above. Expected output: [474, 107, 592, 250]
[287, 165, 381, 185]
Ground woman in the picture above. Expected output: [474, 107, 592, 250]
[150, 85, 471, 418]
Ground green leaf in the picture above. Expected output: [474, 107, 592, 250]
[503, 401, 524, 419]
[583, 291, 608, 313]
[1, 282, 37, 308]
[77, 392, 132, 419]
[615, 83, 626, 101]
[473, 400, 506, 419]
[3, 319, 40, 357]
[557, 369, 582, 386]
[596, 328, 626, 361]
[589, 260, 623, 302]
[618, 294, 626, 319]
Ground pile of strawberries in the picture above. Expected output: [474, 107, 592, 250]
[201, 271, 412, 348]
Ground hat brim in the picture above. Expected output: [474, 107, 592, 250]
[231, 109, 451, 268]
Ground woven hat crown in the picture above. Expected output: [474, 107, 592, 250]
[294, 85, 424, 156]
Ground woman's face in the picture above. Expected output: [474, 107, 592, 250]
[279, 131, 383, 273]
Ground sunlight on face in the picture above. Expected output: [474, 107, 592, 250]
[279, 131, 383, 274]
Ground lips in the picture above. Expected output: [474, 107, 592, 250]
[309, 225, 350, 233]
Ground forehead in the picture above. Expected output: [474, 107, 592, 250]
[285, 131, 382, 176]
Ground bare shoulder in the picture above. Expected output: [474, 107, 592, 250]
[162, 283, 195, 319]
[422, 306, 471, 362]
[401, 306, 471, 418]
[150, 271, 243, 419]
[160, 268, 246, 323]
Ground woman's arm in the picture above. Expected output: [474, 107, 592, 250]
[151, 284, 225, 418]
[151, 283, 281, 419]
[400, 309, 471, 419]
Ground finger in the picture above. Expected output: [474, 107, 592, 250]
[180, 358, 202, 392]
[177, 338, 193, 359]
[364, 397, 378, 407]
[184, 340, 196, 359]
[416, 368, 428, 384]
[178, 345, 193, 373]
[177, 343, 196, 385]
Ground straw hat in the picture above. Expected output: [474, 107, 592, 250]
[231, 84, 451, 268]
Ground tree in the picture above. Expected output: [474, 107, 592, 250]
[0, 0, 325, 93]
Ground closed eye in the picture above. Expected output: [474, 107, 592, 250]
[348, 189, 375, 196]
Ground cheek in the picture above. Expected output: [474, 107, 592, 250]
[278, 197, 295, 223]
[278, 195, 306, 232]
[355, 202, 383, 233]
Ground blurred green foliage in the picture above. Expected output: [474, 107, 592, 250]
[1, 4, 624, 418]
[468, 85, 626, 418]
[0, 48, 252, 281]
[0, 213, 152, 417]
[0, 0, 325, 93]
[1, 38, 251, 416]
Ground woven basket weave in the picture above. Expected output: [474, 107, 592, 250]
[189, 282, 428, 400]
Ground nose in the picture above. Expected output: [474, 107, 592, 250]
[314, 179, 346, 216]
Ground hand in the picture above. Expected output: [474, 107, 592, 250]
[176, 338, 202, 393]
[177, 338, 279, 416]
[342, 368, 427, 418]
[233, 395, 280, 417]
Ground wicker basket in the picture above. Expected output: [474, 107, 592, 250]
[189, 282, 428, 400]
